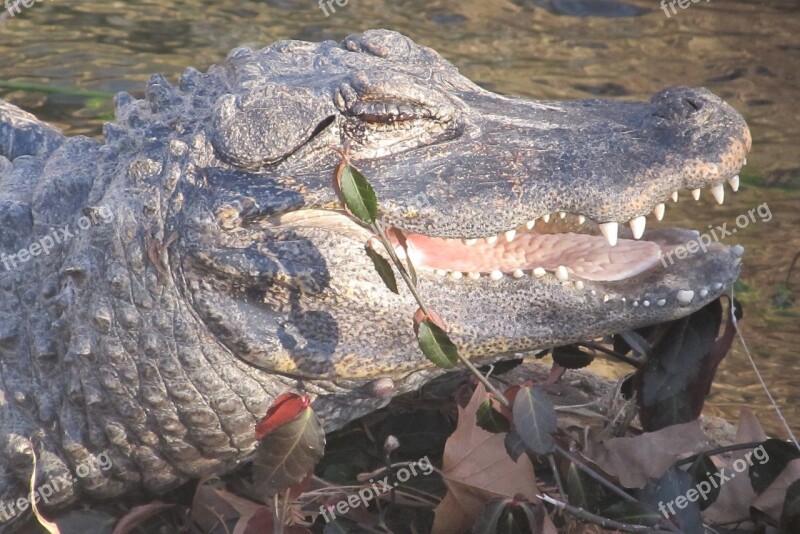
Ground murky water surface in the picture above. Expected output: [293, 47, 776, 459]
[0, 0, 797, 436]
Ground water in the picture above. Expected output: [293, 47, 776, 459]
[0, 0, 797, 437]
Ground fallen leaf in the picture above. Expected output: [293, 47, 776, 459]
[582, 419, 709, 488]
[703, 409, 768, 525]
[432, 383, 538, 533]
[752, 459, 800, 522]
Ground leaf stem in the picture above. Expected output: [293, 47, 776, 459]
[369, 221, 512, 407]
[537, 493, 673, 533]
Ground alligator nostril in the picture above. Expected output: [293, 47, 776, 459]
[684, 98, 701, 111]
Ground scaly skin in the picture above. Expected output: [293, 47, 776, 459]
[0, 29, 749, 522]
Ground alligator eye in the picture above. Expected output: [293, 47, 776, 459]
[357, 112, 413, 124]
[350, 101, 425, 125]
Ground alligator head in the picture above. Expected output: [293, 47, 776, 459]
[186, 29, 748, 388]
[0, 29, 749, 511]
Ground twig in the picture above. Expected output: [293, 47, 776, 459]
[674, 441, 766, 467]
[537, 493, 673, 533]
[577, 341, 641, 368]
[729, 289, 800, 452]
[273, 493, 283, 534]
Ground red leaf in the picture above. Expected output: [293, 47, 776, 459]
[413, 307, 447, 335]
[256, 393, 311, 440]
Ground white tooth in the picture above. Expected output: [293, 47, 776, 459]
[657, 298, 666, 307]
[532, 267, 547, 278]
[395, 247, 407, 260]
[542, 214, 551, 223]
[732, 244, 744, 257]
[467, 272, 481, 280]
[671, 191, 679, 202]
[712, 282, 723, 290]
[643, 300, 650, 307]
[676, 289, 694, 305]
[574, 280, 585, 290]
[633, 301, 639, 307]
[504, 229, 516, 242]
[691, 188, 701, 201]
[604, 294, 610, 302]
[449, 271, 463, 280]
[436, 269, 448, 277]
[590, 290, 597, 296]
[489, 270, 503, 281]
[512, 269, 524, 278]
[621, 297, 627, 303]
[728, 175, 740, 192]
[559, 211, 566, 219]
[629, 216, 646, 240]
[710, 184, 725, 204]
[525, 219, 537, 230]
[653, 203, 665, 221]
[486, 235, 498, 245]
[578, 215, 586, 224]
[598, 222, 619, 247]
[699, 288, 708, 298]
[462, 238, 478, 246]
[555, 265, 569, 281]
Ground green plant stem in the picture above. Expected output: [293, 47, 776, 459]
[537, 493, 673, 533]
[547, 453, 566, 500]
[371, 222, 512, 408]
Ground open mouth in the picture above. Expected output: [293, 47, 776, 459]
[387, 174, 742, 283]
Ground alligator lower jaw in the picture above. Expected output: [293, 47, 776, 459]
[387, 177, 744, 283]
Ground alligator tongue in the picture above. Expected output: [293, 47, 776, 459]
[399, 232, 663, 281]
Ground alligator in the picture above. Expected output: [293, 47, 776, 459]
[0, 29, 750, 522]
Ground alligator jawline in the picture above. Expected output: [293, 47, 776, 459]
[384, 177, 743, 283]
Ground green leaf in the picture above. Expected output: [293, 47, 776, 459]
[504, 431, 527, 462]
[340, 165, 377, 224]
[603, 501, 663, 526]
[551, 345, 594, 369]
[364, 245, 398, 294]
[416, 319, 458, 369]
[512, 387, 557, 455]
[476, 399, 511, 433]
[253, 406, 325, 497]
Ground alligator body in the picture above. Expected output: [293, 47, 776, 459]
[0, 30, 749, 518]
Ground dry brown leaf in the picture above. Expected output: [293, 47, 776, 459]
[703, 409, 768, 525]
[432, 384, 538, 533]
[582, 419, 709, 488]
[752, 459, 800, 522]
